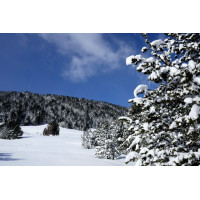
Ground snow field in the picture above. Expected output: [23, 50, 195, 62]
[0, 125, 131, 166]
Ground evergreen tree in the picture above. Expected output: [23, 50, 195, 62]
[0, 119, 23, 139]
[95, 121, 122, 160]
[122, 33, 200, 165]
[81, 128, 100, 149]
[92, 116, 132, 159]
[43, 121, 60, 136]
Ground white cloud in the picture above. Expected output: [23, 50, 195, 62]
[39, 33, 133, 82]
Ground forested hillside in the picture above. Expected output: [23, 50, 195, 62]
[0, 91, 127, 130]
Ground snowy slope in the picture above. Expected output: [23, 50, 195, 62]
[0, 125, 130, 166]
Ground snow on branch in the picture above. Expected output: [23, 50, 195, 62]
[133, 84, 148, 98]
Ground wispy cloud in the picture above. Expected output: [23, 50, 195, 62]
[38, 33, 133, 82]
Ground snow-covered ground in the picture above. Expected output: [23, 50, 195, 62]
[0, 125, 130, 166]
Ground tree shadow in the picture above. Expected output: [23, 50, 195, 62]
[17, 135, 32, 139]
[117, 155, 126, 160]
[0, 153, 22, 161]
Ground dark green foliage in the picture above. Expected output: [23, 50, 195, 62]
[43, 121, 60, 136]
[0, 120, 23, 139]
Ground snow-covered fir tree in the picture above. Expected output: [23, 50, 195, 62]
[84, 33, 200, 166]
[82, 128, 100, 149]
[124, 33, 200, 166]
[94, 121, 121, 159]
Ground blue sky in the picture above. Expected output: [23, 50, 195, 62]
[0, 33, 162, 107]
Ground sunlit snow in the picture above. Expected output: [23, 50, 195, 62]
[0, 125, 132, 166]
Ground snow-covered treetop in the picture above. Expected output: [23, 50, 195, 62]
[126, 33, 200, 85]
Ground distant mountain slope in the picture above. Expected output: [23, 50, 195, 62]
[0, 91, 127, 130]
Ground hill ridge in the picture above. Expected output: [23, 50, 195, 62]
[0, 91, 127, 130]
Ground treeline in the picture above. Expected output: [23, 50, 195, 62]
[0, 91, 127, 131]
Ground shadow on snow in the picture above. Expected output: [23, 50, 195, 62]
[0, 153, 22, 162]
